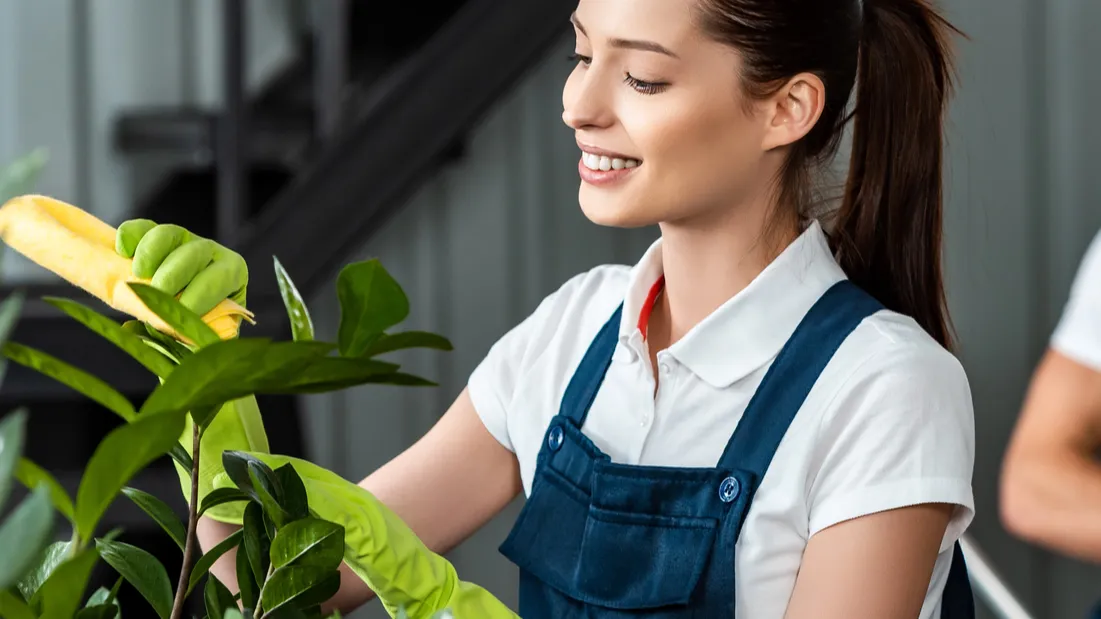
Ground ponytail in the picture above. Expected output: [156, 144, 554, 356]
[833, 0, 961, 349]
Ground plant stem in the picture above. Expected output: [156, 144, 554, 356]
[255, 561, 275, 618]
[170, 424, 202, 619]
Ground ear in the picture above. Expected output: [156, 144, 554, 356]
[759, 72, 826, 151]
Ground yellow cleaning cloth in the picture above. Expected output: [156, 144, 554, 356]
[0, 194, 253, 342]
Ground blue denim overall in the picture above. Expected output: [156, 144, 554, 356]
[499, 280, 975, 617]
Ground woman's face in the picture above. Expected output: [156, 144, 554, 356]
[562, 0, 773, 229]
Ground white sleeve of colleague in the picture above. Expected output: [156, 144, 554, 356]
[1052, 230, 1101, 372]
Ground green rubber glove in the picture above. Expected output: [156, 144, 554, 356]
[115, 219, 248, 316]
[212, 452, 520, 619]
[115, 219, 264, 522]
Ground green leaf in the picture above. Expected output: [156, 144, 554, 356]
[16, 540, 71, 602]
[198, 487, 250, 517]
[0, 408, 28, 508]
[248, 461, 288, 528]
[2, 343, 136, 422]
[0, 589, 34, 619]
[0, 291, 26, 386]
[74, 411, 186, 541]
[205, 574, 237, 619]
[44, 297, 176, 379]
[363, 331, 452, 357]
[185, 529, 243, 597]
[259, 356, 400, 395]
[74, 604, 119, 619]
[0, 485, 55, 590]
[15, 458, 75, 524]
[131, 322, 193, 363]
[337, 259, 409, 357]
[269, 518, 344, 572]
[138, 340, 333, 418]
[128, 283, 220, 348]
[168, 442, 193, 471]
[235, 533, 259, 610]
[191, 404, 222, 432]
[222, 452, 275, 506]
[0, 148, 47, 203]
[273, 464, 308, 522]
[273, 257, 314, 342]
[34, 545, 100, 619]
[85, 579, 122, 607]
[120, 487, 186, 550]
[95, 539, 172, 619]
[259, 566, 340, 615]
[242, 502, 271, 587]
[224, 610, 246, 619]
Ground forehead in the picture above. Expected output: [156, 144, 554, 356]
[573, 0, 699, 46]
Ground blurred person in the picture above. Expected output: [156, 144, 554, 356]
[116, 0, 977, 616]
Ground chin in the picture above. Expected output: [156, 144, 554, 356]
[577, 184, 659, 229]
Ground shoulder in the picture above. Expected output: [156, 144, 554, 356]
[509, 263, 633, 353]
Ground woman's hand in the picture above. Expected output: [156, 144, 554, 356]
[784, 504, 953, 619]
[115, 219, 248, 314]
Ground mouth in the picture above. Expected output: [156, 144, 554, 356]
[580, 150, 642, 172]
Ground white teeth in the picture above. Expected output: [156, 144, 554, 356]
[581, 151, 641, 171]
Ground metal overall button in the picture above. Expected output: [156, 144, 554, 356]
[547, 425, 565, 451]
[718, 476, 740, 503]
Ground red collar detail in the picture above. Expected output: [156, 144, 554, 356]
[637, 275, 665, 341]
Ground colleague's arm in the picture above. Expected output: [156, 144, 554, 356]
[197, 388, 523, 613]
[1000, 349, 1101, 561]
[784, 504, 952, 619]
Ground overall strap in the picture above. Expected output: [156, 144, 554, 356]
[716, 280, 883, 482]
[558, 304, 623, 427]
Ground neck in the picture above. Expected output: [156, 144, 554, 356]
[648, 203, 801, 350]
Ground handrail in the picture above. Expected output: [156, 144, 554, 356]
[960, 534, 1035, 619]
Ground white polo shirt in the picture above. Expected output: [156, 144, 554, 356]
[468, 219, 975, 619]
[1052, 229, 1101, 371]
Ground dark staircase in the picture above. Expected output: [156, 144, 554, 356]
[1, 0, 575, 613]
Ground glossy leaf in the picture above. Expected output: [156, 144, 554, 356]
[259, 356, 400, 395]
[0, 485, 55, 590]
[274, 464, 308, 522]
[168, 442, 193, 471]
[138, 340, 333, 418]
[337, 259, 409, 357]
[16, 540, 71, 602]
[363, 331, 452, 357]
[222, 451, 275, 506]
[205, 574, 237, 619]
[269, 518, 344, 571]
[85, 579, 122, 607]
[96, 539, 172, 619]
[0, 408, 27, 508]
[0, 290, 26, 386]
[44, 297, 175, 379]
[34, 545, 101, 619]
[259, 566, 341, 615]
[274, 257, 314, 342]
[128, 283, 220, 348]
[121, 487, 186, 550]
[198, 487, 250, 517]
[186, 529, 243, 596]
[74, 411, 186, 541]
[191, 404, 222, 431]
[15, 458, 74, 524]
[242, 502, 271, 586]
[74, 604, 119, 619]
[236, 533, 259, 610]
[249, 461, 288, 528]
[132, 322, 193, 363]
[3, 343, 136, 422]
[0, 589, 34, 619]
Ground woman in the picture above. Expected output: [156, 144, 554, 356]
[119, 0, 976, 616]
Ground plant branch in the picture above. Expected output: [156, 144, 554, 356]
[170, 423, 202, 619]
[255, 561, 275, 618]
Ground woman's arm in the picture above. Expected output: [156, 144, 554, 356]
[197, 388, 524, 613]
[1000, 349, 1101, 561]
[784, 504, 953, 619]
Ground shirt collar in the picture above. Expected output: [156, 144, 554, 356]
[619, 219, 848, 388]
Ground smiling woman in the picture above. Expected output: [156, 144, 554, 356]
[105, 1, 975, 618]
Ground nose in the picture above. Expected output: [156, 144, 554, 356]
[562, 66, 614, 131]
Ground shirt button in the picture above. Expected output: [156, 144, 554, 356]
[719, 476, 741, 503]
[547, 425, 564, 451]
[659, 361, 672, 375]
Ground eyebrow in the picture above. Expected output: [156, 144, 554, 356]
[570, 13, 680, 60]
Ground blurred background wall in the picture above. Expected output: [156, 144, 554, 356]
[1, 0, 1099, 617]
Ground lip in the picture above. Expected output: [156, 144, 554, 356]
[576, 140, 640, 162]
[577, 157, 639, 186]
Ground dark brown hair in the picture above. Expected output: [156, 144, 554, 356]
[696, 0, 961, 349]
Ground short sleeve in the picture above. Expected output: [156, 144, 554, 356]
[467, 272, 590, 452]
[1052, 230, 1101, 371]
[807, 342, 975, 552]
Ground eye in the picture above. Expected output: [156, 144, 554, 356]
[624, 73, 669, 95]
[568, 53, 592, 66]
